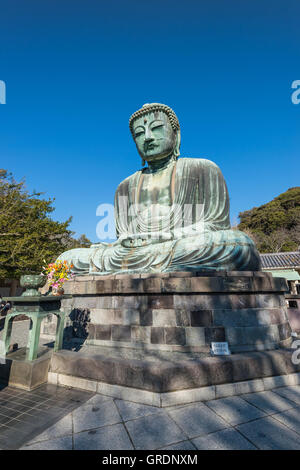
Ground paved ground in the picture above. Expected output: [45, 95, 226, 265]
[1, 320, 300, 450]
[0, 384, 93, 449]
[0, 383, 297, 450]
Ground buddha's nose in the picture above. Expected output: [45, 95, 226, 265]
[144, 128, 154, 141]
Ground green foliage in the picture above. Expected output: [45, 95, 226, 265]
[0, 170, 91, 278]
[238, 187, 300, 253]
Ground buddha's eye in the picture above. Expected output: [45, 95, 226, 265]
[134, 128, 145, 138]
[151, 124, 164, 132]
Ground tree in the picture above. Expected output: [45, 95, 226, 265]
[238, 187, 300, 253]
[0, 170, 91, 280]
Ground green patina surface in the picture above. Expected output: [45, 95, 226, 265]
[58, 103, 261, 275]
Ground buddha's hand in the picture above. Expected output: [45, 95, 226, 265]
[120, 232, 172, 248]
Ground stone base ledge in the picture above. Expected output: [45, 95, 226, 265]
[50, 348, 300, 393]
[85, 337, 292, 353]
[63, 271, 287, 295]
[85, 338, 210, 353]
[48, 371, 300, 408]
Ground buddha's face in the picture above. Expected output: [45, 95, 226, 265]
[132, 111, 177, 162]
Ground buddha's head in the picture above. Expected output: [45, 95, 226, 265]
[129, 103, 181, 165]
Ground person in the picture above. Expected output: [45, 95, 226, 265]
[58, 103, 261, 275]
[0, 300, 10, 315]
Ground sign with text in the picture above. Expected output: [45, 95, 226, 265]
[210, 342, 231, 356]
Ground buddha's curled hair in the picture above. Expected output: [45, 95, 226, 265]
[129, 103, 180, 137]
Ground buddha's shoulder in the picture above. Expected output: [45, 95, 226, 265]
[115, 170, 141, 193]
[178, 157, 221, 172]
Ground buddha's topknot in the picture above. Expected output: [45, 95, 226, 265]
[129, 103, 180, 137]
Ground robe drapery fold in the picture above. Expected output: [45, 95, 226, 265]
[58, 158, 261, 274]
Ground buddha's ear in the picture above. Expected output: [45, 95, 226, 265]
[173, 129, 181, 158]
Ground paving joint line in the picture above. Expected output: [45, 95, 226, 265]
[113, 398, 136, 450]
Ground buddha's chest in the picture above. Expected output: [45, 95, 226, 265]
[138, 166, 174, 209]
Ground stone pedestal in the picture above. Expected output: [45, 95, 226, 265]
[59, 271, 291, 353]
[0, 348, 51, 391]
[45, 271, 300, 406]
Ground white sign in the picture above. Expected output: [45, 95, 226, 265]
[210, 342, 231, 356]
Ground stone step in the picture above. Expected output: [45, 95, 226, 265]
[49, 348, 300, 393]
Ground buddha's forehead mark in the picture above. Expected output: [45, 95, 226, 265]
[133, 111, 168, 129]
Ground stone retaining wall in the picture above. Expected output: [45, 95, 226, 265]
[41, 271, 292, 353]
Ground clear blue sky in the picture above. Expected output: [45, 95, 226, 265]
[0, 0, 299, 242]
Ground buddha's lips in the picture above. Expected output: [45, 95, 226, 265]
[145, 143, 158, 151]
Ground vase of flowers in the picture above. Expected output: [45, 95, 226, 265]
[43, 260, 74, 296]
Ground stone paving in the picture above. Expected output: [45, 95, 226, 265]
[1, 320, 300, 450]
[0, 384, 93, 449]
[0, 384, 292, 450]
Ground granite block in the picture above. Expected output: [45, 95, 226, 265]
[185, 327, 205, 346]
[151, 327, 165, 344]
[226, 325, 280, 346]
[148, 295, 174, 309]
[162, 278, 191, 293]
[123, 309, 140, 325]
[213, 308, 271, 328]
[90, 308, 123, 325]
[255, 294, 282, 309]
[190, 310, 212, 327]
[143, 278, 163, 293]
[269, 308, 288, 325]
[230, 351, 289, 382]
[222, 277, 252, 292]
[94, 325, 112, 341]
[165, 327, 186, 345]
[190, 277, 223, 293]
[278, 322, 292, 341]
[205, 327, 226, 343]
[131, 326, 151, 344]
[74, 297, 97, 309]
[94, 297, 114, 309]
[87, 323, 95, 339]
[175, 309, 191, 326]
[111, 326, 131, 342]
[139, 307, 152, 326]
[152, 309, 176, 327]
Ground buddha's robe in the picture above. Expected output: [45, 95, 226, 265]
[59, 158, 261, 274]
